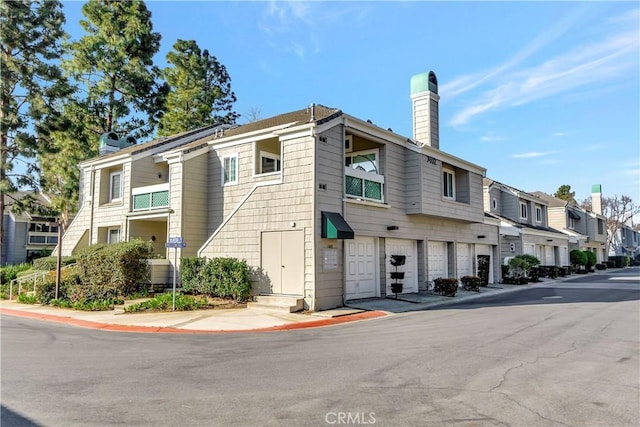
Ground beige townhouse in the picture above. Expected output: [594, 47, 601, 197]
[483, 179, 570, 267]
[532, 185, 608, 263]
[59, 70, 499, 311]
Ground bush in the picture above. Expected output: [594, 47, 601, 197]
[0, 263, 32, 285]
[124, 292, 209, 312]
[180, 256, 251, 301]
[17, 293, 37, 304]
[32, 256, 76, 271]
[460, 276, 482, 292]
[35, 266, 81, 304]
[76, 239, 153, 297]
[595, 263, 607, 270]
[605, 260, 615, 269]
[583, 251, 597, 271]
[570, 250, 587, 268]
[433, 278, 458, 297]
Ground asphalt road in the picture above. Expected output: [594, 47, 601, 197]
[2, 268, 639, 427]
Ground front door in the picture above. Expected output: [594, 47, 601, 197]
[260, 230, 304, 295]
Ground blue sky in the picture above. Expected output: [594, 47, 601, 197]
[61, 1, 639, 205]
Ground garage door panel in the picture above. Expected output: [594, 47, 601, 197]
[428, 241, 447, 281]
[386, 238, 418, 294]
[457, 243, 472, 279]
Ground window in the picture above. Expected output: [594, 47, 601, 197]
[260, 151, 281, 174]
[597, 218, 604, 234]
[107, 227, 121, 244]
[345, 149, 378, 174]
[535, 206, 542, 223]
[569, 217, 575, 230]
[492, 198, 497, 210]
[110, 171, 122, 201]
[222, 154, 238, 185]
[520, 202, 528, 220]
[443, 168, 455, 199]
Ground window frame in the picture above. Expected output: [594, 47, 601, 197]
[568, 216, 575, 230]
[492, 198, 497, 211]
[259, 151, 281, 174]
[345, 148, 380, 175]
[222, 154, 239, 186]
[535, 206, 542, 223]
[107, 227, 121, 244]
[519, 201, 528, 220]
[442, 167, 455, 200]
[109, 171, 123, 202]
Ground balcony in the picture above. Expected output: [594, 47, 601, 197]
[345, 167, 385, 203]
[132, 183, 170, 211]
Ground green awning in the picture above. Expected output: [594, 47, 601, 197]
[321, 211, 354, 239]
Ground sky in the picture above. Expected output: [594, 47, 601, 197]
[60, 0, 639, 205]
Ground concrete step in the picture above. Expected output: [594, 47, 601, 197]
[247, 295, 304, 313]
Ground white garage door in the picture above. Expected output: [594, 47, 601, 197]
[456, 243, 472, 279]
[475, 244, 494, 284]
[385, 238, 418, 294]
[544, 245, 555, 265]
[524, 243, 535, 256]
[345, 237, 377, 300]
[559, 247, 568, 266]
[536, 245, 544, 262]
[428, 241, 447, 282]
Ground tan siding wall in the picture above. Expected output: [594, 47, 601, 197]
[92, 162, 131, 244]
[181, 155, 209, 258]
[167, 161, 184, 263]
[315, 126, 347, 310]
[130, 157, 169, 188]
[547, 207, 567, 230]
[200, 134, 316, 308]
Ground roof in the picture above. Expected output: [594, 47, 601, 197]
[484, 212, 567, 236]
[2, 191, 53, 219]
[484, 178, 546, 204]
[530, 191, 573, 208]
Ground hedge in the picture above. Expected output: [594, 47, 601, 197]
[32, 256, 77, 271]
[433, 278, 459, 297]
[181, 256, 251, 301]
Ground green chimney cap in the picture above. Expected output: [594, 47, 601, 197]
[591, 184, 602, 194]
[411, 71, 438, 95]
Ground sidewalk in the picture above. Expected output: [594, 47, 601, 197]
[0, 273, 589, 333]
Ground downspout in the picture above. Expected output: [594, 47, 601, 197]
[89, 167, 95, 245]
[341, 120, 348, 307]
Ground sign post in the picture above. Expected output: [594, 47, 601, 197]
[165, 237, 186, 311]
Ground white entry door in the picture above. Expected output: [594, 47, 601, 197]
[456, 243, 472, 279]
[428, 241, 447, 282]
[345, 237, 378, 300]
[559, 247, 568, 266]
[385, 238, 418, 294]
[261, 230, 304, 295]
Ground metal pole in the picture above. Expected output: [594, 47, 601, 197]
[172, 247, 177, 311]
[55, 220, 62, 300]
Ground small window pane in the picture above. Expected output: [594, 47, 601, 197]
[111, 173, 122, 200]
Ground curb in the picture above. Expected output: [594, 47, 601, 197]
[0, 307, 387, 334]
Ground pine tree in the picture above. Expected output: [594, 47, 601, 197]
[554, 185, 576, 204]
[62, 0, 166, 139]
[0, 0, 71, 264]
[159, 39, 238, 136]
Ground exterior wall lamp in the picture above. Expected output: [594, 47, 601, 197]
[387, 226, 399, 231]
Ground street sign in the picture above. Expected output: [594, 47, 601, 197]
[165, 236, 186, 248]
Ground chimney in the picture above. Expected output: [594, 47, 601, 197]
[410, 71, 440, 149]
[591, 184, 603, 215]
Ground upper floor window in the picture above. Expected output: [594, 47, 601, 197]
[520, 202, 528, 220]
[492, 198, 497, 210]
[443, 168, 455, 199]
[569, 216, 575, 229]
[222, 154, 238, 185]
[260, 152, 281, 174]
[345, 149, 379, 174]
[535, 206, 542, 223]
[110, 171, 122, 201]
[597, 218, 604, 234]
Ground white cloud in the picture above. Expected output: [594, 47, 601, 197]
[553, 132, 568, 137]
[480, 135, 507, 142]
[447, 9, 640, 126]
[511, 151, 553, 158]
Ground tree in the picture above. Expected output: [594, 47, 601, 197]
[580, 195, 640, 255]
[159, 39, 238, 136]
[0, 0, 71, 264]
[62, 0, 166, 140]
[554, 184, 576, 204]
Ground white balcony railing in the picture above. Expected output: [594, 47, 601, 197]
[132, 183, 170, 211]
[345, 167, 385, 202]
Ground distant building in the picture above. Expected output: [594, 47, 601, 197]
[1, 192, 58, 265]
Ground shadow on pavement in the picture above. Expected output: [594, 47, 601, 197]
[1, 405, 41, 427]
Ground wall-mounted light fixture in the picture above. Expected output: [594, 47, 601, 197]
[387, 226, 399, 231]
[547, 239, 553, 242]
[477, 235, 486, 239]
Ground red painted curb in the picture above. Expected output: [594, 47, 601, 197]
[0, 307, 386, 334]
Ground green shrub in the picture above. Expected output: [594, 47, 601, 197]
[460, 275, 482, 292]
[67, 283, 122, 307]
[570, 250, 587, 267]
[35, 267, 81, 304]
[17, 293, 37, 304]
[476, 255, 490, 286]
[76, 239, 153, 297]
[124, 292, 209, 312]
[433, 278, 458, 297]
[180, 256, 251, 301]
[0, 263, 32, 284]
[583, 251, 597, 270]
[32, 256, 77, 271]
